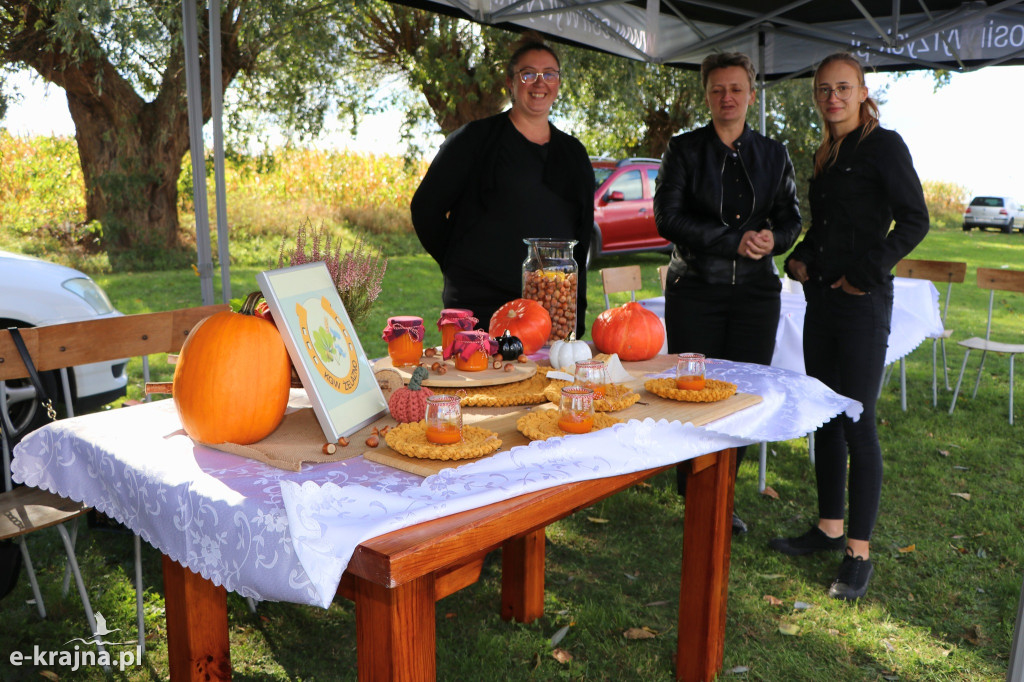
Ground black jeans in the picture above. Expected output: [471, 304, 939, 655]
[803, 281, 893, 541]
[665, 273, 781, 495]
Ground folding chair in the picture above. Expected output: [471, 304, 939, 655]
[0, 305, 225, 650]
[600, 264, 643, 309]
[893, 259, 967, 408]
[948, 267, 1024, 424]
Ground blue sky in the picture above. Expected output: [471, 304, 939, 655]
[5, 64, 1023, 199]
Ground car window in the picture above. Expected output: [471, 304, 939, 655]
[594, 168, 614, 188]
[645, 168, 659, 197]
[971, 197, 1004, 207]
[609, 170, 643, 201]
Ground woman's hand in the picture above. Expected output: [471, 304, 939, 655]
[831, 276, 865, 295]
[738, 229, 774, 260]
[787, 259, 809, 283]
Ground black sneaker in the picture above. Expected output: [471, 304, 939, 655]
[828, 550, 873, 601]
[767, 526, 846, 556]
[732, 513, 748, 535]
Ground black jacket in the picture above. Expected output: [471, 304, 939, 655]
[410, 112, 593, 333]
[786, 125, 929, 292]
[654, 123, 802, 286]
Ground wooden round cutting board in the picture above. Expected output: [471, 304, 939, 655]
[373, 355, 538, 387]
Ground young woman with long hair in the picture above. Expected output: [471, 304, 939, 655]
[768, 53, 929, 600]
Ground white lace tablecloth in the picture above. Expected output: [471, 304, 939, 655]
[639, 276, 944, 373]
[13, 360, 859, 608]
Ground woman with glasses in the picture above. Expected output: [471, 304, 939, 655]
[411, 33, 592, 335]
[653, 52, 802, 535]
[768, 53, 929, 601]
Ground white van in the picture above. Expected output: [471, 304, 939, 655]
[962, 196, 1022, 233]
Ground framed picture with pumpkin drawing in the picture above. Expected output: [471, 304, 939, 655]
[257, 262, 389, 441]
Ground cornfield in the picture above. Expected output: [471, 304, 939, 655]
[1, 131, 427, 241]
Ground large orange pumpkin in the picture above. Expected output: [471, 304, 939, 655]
[591, 301, 665, 361]
[489, 299, 552, 355]
[173, 292, 291, 444]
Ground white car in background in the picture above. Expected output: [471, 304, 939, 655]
[0, 250, 127, 441]
[962, 196, 1023, 233]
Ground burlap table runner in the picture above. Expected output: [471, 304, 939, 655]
[203, 408, 361, 472]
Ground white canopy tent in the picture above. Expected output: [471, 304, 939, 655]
[178, 5, 1024, 674]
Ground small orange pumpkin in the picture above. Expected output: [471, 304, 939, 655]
[173, 292, 291, 444]
[591, 301, 665, 361]
[489, 299, 551, 355]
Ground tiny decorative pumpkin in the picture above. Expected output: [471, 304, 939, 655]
[548, 332, 592, 370]
[591, 301, 665, 362]
[388, 366, 434, 423]
[495, 330, 524, 361]
[489, 298, 551, 355]
[173, 291, 291, 444]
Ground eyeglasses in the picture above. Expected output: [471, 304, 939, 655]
[518, 70, 561, 85]
[814, 84, 856, 102]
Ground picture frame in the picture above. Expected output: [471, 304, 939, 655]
[257, 262, 389, 441]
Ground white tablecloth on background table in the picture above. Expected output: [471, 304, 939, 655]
[639, 277, 944, 374]
[13, 361, 859, 609]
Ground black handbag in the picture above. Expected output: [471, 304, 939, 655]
[0, 327, 56, 600]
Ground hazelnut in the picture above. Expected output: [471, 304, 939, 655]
[424, 347, 437, 357]
[431, 361, 442, 371]
[517, 355, 528, 363]
[337, 437, 349, 447]
[437, 366, 448, 375]
[503, 363, 514, 372]
[492, 359, 503, 370]
[366, 435, 379, 447]
[321, 443, 337, 455]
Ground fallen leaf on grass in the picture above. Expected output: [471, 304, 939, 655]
[964, 624, 982, 645]
[550, 624, 571, 647]
[827, 628, 841, 636]
[727, 665, 750, 674]
[778, 623, 800, 636]
[762, 594, 783, 606]
[953, 465, 970, 471]
[587, 516, 610, 524]
[645, 600, 671, 607]
[898, 544, 916, 553]
[759, 574, 786, 580]
[951, 492, 971, 501]
[444, 612, 457, 619]
[793, 601, 812, 611]
[552, 648, 573, 664]
[40, 673, 59, 681]
[881, 639, 895, 652]
[882, 673, 899, 681]
[623, 572, 639, 581]
[623, 626, 658, 639]
[938, 449, 950, 457]
[760, 485, 779, 499]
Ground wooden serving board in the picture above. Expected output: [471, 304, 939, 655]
[373, 355, 538, 388]
[362, 388, 762, 477]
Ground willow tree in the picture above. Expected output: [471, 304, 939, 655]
[0, 0, 354, 263]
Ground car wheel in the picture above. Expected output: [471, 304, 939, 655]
[1003, 223, 1013, 234]
[962, 224, 971, 232]
[0, 371, 58, 445]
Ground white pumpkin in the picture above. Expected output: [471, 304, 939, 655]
[549, 334, 592, 370]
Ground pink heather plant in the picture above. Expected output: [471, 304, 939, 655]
[277, 221, 388, 325]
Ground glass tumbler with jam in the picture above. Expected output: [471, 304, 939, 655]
[425, 395, 462, 444]
[574, 360, 609, 399]
[675, 353, 706, 391]
[522, 238, 578, 344]
[382, 316, 425, 367]
[558, 386, 595, 434]
[437, 308, 477, 360]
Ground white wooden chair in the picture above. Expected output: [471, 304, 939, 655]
[893, 259, 968, 408]
[0, 305, 225, 649]
[600, 265, 643, 309]
[948, 267, 1024, 424]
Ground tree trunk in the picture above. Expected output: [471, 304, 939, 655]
[68, 93, 189, 254]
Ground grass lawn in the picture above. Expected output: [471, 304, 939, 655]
[1, 226, 1022, 680]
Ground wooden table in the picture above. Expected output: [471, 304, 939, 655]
[162, 354, 739, 682]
